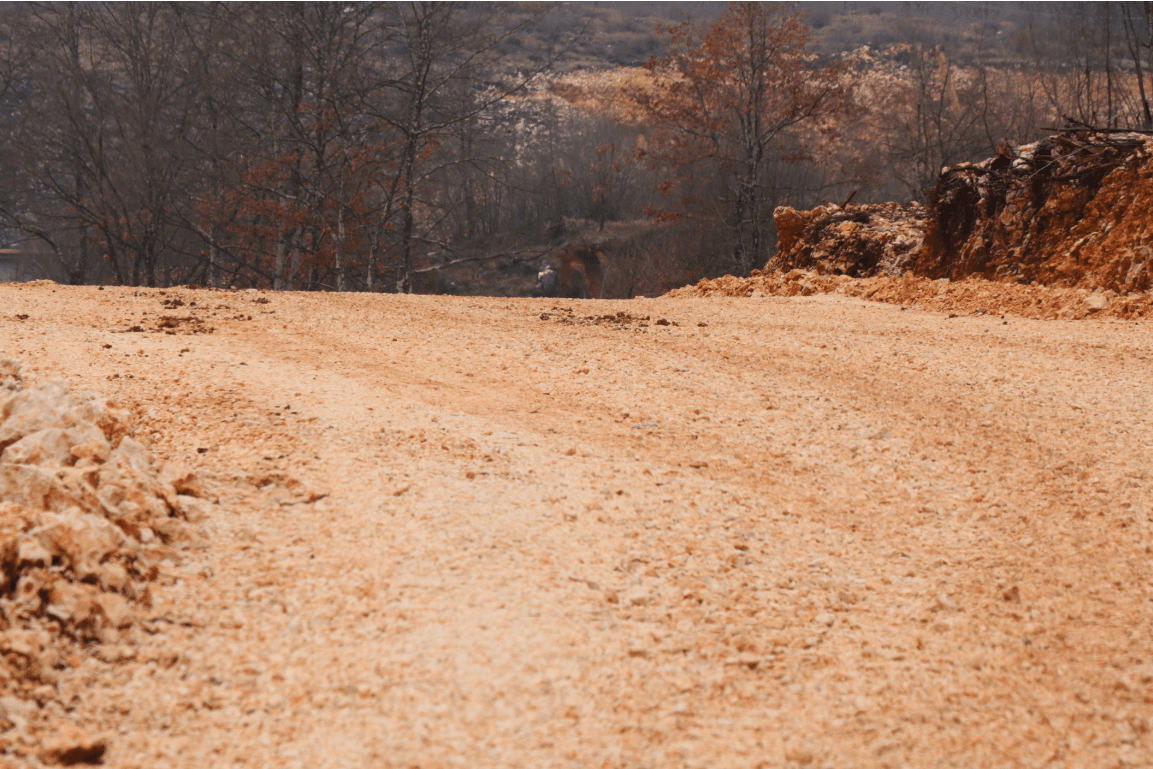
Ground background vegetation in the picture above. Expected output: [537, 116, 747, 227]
[1, 2, 1151, 295]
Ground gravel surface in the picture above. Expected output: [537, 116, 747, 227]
[1, 282, 1151, 768]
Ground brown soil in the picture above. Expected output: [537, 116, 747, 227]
[918, 131, 1153, 292]
[771, 131, 1153, 295]
[671, 268, 1153, 321]
[1, 282, 1152, 768]
[770, 203, 928, 278]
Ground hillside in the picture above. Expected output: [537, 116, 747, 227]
[534, 2, 1030, 69]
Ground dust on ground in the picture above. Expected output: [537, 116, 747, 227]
[1, 281, 1152, 768]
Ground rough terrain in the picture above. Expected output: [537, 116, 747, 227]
[672, 268, 1153, 321]
[1, 281, 1151, 769]
[770, 131, 1153, 295]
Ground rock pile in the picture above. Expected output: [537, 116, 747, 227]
[770, 202, 927, 277]
[918, 130, 1153, 292]
[669, 269, 855, 300]
[768, 130, 1153, 295]
[0, 358, 206, 761]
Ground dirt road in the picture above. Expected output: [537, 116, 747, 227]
[2, 283, 1152, 768]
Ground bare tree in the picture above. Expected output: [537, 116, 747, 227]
[367, 2, 568, 293]
[631, 2, 848, 275]
[1121, 1, 1153, 129]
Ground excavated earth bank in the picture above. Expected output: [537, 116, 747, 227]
[0, 281, 1151, 769]
[767, 130, 1153, 295]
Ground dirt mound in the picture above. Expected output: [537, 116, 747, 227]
[537, 306, 684, 330]
[770, 202, 927, 277]
[667, 268, 851, 300]
[667, 268, 1153, 321]
[768, 131, 1153, 294]
[0, 359, 206, 763]
[917, 131, 1153, 291]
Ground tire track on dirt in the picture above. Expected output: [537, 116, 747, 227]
[1, 285, 1151, 767]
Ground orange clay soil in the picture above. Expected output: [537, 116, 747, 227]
[671, 268, 1153, 321]
[1, 281, 1152, 768]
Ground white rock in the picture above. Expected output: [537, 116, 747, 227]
[0, 379, 75, 449]
[1085, 293, 1110, 311]
[2, 427, 71, 465]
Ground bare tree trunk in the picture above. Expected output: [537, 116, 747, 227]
[334, 203, 346, 292]
[289, 241, 302, 288]
[461, 117, 476, 239]
[1106, 2, 1115, 127]
[207, 241, 219, 288]
[397, 134, 420, 294]
[273, 235, 287, 290]
[143, 238, 157, 288]
[366, 233, 376, 292]
[1124, 1, 1153, 129]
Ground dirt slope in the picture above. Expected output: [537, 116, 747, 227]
[671, 268, 1153, 321]
[1, 283, 1152, 768]
[770, 131, 1153, 295]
